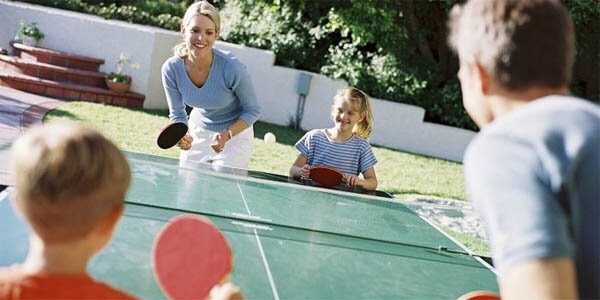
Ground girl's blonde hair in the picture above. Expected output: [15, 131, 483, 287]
[332, 87, 374, 139]
[173, 1, 221, 58]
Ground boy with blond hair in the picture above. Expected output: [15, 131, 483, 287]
[448, 0, 599, 298]
[0, 121, 135, 299]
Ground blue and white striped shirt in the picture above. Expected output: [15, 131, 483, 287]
[161, 49, 261, 132]
[295, 129, 377, 175]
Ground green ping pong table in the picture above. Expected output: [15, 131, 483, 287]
[0, 151, 498, 299]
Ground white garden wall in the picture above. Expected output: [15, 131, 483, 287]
[0, 1, 476, 162]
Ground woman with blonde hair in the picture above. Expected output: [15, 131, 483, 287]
[162, 1, 260, 169]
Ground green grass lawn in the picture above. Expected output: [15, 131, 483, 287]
[44, 101, 489, 255]
[45, 101, 467, 200]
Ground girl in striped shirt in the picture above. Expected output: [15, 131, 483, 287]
[290, 87, 378, 190]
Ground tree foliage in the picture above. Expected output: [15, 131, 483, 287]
[220, 0, 472, 129]
[220, 0, 598, 130]
[17, 0, 599, 130]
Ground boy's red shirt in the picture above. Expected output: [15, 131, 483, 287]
[0, 265, 137, 299]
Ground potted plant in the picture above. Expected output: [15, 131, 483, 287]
[17, 20, 45, 47]
[106, 53, 139, 93]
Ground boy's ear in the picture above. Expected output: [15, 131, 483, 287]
[9, 191, 25, 221]
[97, 205, 125, 236]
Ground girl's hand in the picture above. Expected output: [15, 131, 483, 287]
[210, 130, 231, 153]
[343, 173, 359, 187]
[177, 133, 193, 150]
[300, 164, 311, 179]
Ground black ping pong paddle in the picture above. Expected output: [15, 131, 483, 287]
[157, 122, 188, 149]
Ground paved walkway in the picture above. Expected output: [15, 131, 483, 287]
[405, 196, 487, 242]
[0, 86, 63, 185]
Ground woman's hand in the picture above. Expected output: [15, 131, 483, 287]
[210, 130, 231, 153]
[177, 133, 193, 150]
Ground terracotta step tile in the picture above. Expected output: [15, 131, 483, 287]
[0, 72, 144, 108]
[11, 42, 104, 71]
[0, 54, 108, 88]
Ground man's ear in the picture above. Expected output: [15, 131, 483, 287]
[475, 62, 491, 95]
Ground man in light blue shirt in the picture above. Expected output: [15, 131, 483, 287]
[448, 0, 599, 298]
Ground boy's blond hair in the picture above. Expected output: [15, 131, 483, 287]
[10, 121, 131, 243]
[332, 87, 374, 139]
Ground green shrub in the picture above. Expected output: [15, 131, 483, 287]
[17, 20, 45, 41]
[18, 0, 598, 129]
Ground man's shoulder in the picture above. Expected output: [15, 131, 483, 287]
[479, 95, 598, 143]
[503, 95, 598, 125]
[465, 94, 600, 193]
[535, 95, 599, 109]
[528, 96, 599, 121]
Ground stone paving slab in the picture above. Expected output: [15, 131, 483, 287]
[0, 86, 63, 185]
[406, 196, 486, 240]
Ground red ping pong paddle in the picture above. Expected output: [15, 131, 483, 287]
[157, 122, 188, 149]
[457, 290, 501, 300]
[309, 165, 343, 187]
[152, 214, 233, 300]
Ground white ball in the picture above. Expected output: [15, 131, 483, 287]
[264, 132, 276, 144]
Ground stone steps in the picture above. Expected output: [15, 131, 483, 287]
[0, 72, 144, 108]
[0, 43, 144, 108]
[12, 42, 104, 72]
[0, 54, 108, 88]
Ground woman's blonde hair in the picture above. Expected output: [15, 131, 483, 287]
[174, 1, 221, 58]
[10, 121, 131, 243]
[332, 87, 374, 139]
